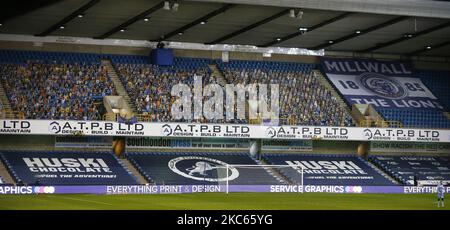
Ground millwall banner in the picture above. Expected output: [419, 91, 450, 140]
[320, 58, 444, 110]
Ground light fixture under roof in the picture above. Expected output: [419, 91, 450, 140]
[299, 27, 308, 32]
[200, 21, 206, 25]
[0, 23, 2, 26]
[77, 14, 84, 18]
[355, 30, 361, 34]
[276, 38, 282, 41]
[178, 32, 183, 35]
[328, 40, 334, 44]
[426, 45, 432, 50]
[404, 34, 413, 38]
[144, 18, 149, 22]
[120, 29, 126, 32]
[59, 25, 65, 29]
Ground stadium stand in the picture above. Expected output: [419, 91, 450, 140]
[418, 70, 450, 111]
[0, 150, 139, 185]
[263, 153, 397, 185]
[126, 152, 285, 185]
[0, 50, 115, 120]
[377, 108, 450, 129]
[216, 60, 354, 126]
[2, 49, 450, 130]
[369, 155, 450, 185]
[103, 54, 149, 65]
[373, 70, 450, 129]
[114, 57, 212, 121]
[0, 49, 100, 64]
[112, 55, 354, 126]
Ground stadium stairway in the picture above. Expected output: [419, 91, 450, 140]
[102, 60, 137, 113]
[208, 63, 228, 87]
[120, 158, 149, 185]
[0, 80, 14, 119]
[257, 157, 293, 185]
[366, 160, 400, 185]
[0, 157, 15, 184]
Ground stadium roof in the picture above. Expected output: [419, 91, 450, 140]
[1, 0, 450, 57]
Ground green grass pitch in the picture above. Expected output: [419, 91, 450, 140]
[0, 193, 448, 210]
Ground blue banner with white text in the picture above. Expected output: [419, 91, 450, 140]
[320, 58, 444, 111]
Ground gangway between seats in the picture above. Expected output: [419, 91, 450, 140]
[352, 104, 403, 128]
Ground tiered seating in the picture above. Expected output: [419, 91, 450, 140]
[418, 70, 450, 110]
[369, 155, 450, 185]
[375, 70, 450, 129]
[0, 50, 115, 120]
[103, 54, 149, 65]
[263, 153, 396, 185]
[114, 56, 354, 126]
[126, 152, 284, 185]
[217, 60, 354, 126]
[0, 150, 139, 185]
[378, 108, 450, 129]
[0, 49, 100, 64]
[217, 59, 313, 73]
[115, 57, 212, 121]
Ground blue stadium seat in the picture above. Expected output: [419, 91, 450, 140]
[369, 155, 450, 185]
[126, 152, 284, 185]
[418, 70, 450, 110]
[378, 108, 450, 129]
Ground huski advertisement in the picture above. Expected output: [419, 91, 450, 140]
[321, 57, 444, 110]
[0, 151, 137, 185]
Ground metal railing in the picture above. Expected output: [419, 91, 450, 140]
[0, 109, 21, 119]
[359, 119, 403, 128]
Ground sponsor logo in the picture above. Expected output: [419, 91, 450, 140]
[359, 73, 407, 99]
[345, 186, 362, 193]
[33, 186, 55, 194]
[23, 157, 113, 175]
[168, 156, 239, 182]
[363, 129, 373, 140]
[49, 121, 61, 134]
[161, 124, 173, 136]
[286, 160, 368, 175]
[265, 127, 276, 138]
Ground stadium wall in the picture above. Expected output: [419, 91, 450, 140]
[2, 135, 448, 156]
[0, 134, 357, 153]
[0, 135, 113, 152]
[0, 135, 53, 148]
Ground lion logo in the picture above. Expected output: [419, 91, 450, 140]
[168, 156, 239, 182]
[359, 73, 407, 99]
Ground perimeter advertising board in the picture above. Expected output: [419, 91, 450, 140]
[1, 119, 450, 142]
